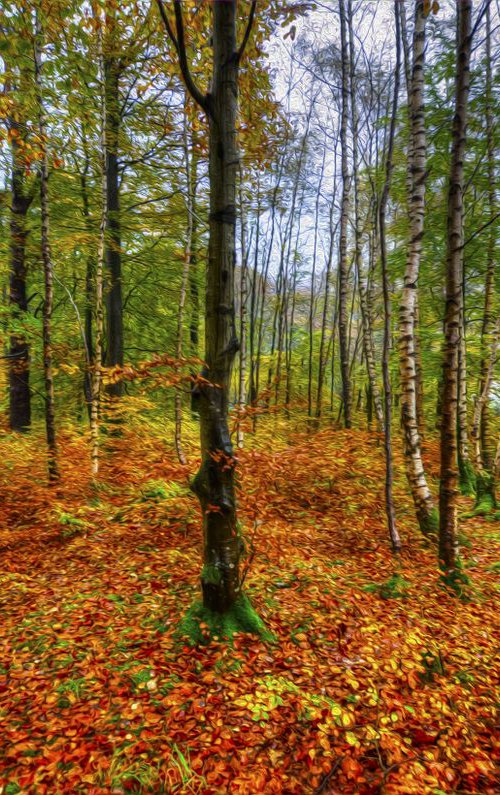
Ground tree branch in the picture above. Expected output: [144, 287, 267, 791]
[237, 0, 257, 63]
[155, 0, 208, 113]
[154, 0, 179, 52]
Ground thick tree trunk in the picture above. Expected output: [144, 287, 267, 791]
[104, 55, 124, 397]
[34, 12, 58, 482]
[439, 0, 472, 572]
[338, 0, 352, 429]
[398, 0, 437, 536]
[191, 1, 241, 613]
[8, 131, 33, 432]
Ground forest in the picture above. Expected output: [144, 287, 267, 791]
[0, 0, 499, 793]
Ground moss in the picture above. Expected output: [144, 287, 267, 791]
[419, 508, 439, 539]
[459, 459, 476, 497]
[140, 479, 188, 502]
[177, 594, 274, 646]
[363, 573, 410, 600]
[458, 457, 476, 497]
[439, 558, 472, 599]
[201, 564, 222, 586]
[472, 472, 497, 516]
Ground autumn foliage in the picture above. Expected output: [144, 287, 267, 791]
[0, 421, 498, 794]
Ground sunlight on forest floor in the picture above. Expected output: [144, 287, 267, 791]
[0, 420, 498, 794]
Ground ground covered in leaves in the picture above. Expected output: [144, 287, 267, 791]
[0, 419, 499, 794]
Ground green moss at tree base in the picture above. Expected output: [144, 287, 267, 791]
[419, 508, 439, 539]
[472, 472, 497, 516]
[201, 563, 222, 586]
[459, 459, 476, 497]
[439, 557, 472, 599]
[176, 594, 274, 646]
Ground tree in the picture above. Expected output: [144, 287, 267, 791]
[378, 0, 402, 553]
[8, 118, 35, 432]
[474, 0, 498, 513]
[347, 0, 383, 431]
[338, 0, 352, 429]
[34, 8, 58, 482]
[156, 0, 265, 627]
[398, 0, 438, 537]
[438, 0, 472, 574]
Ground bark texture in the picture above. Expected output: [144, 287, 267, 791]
[378, 0, 402, 554]
[34, 11, 58, 481]
[8, 129, 33, 432]
[398, 0, 437, 535]
[439, 0, 472, 571]
[338, 0, 352, 429]
[104, 48, 124, 397]
[347, 0, 383, 431]
[478, 2, 497, 475]
[90, 20, 107, 479]
[190, 1, 243, 612]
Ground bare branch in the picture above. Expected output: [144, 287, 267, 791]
[154, 0, 179, 52]
[156, 0, 208, 112]
[237, 0, 257, 63]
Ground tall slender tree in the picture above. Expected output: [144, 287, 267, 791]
[90, 14, 108, 479]
[378, 0, 402, 553]
[8, 118, 34, 432]
[338, 0, 352, 429]
[347, 0, 383, 431]
[398, 0, 437, 537]
[156, 0, 264, 622]
[103, 6, 124, 398]
[439, 0, 473, 573]
[34, 8, 58, 481]
[475, 1, 498, 510]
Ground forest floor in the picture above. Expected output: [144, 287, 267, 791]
[0, 419, 499, 795]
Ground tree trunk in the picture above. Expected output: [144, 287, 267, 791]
[188, 144, 200, 416]
[8, 128, 33, 432]
[378, 0, 402, 553]
[191, 0, 242, 613]
[104, 51, 124, 397]
[478, 2, 497, 476]
[347, 0, 383, 431]
[79, 140, 95, 417]
[34, 11, 58, 482]
[308, 145, 325, 418]
[439, 0, 472, 573]
[90, 17, 107, 479]
[338, 0, 352, 429]
[175, 114, 194, 464]
[236, 171, 248, 449]
[398, 0, 437, 536]
[471, 317, 500, 512]
[316, 200, 336, 420]
[248, 175, 260, 409]
[457, 310, 474, 493]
